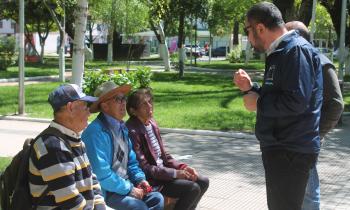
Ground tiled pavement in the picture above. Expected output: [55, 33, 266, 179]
[0, 116, 349, 210]
[161, 116, 350, 210]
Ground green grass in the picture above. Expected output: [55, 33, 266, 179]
[0, 157, 11, 172]
[0, 57, 64, 78]
[0, 56, 156, 79]
[187, 60, 265, 70]
[0, 72, 256, 132]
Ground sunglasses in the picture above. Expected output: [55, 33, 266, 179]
[115, 95, 127, 104]
[244, 25, 252, 36]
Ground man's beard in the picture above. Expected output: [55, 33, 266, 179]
[251, 31, 265, 53]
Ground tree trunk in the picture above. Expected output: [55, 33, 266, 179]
[43, 0, 65, 82]
[87, 20, 95, 60]
[273, 0, 295, 22]
[91, 43, 94, 61]
[233, 21, 239, 45]
[298, 0, 313, 26]
[178, 9, 185, 78]
[71, 0, 88, 87]
[107, 28, 113, 64]
[321, 0, 340, 36]
[209, 32, 212, 64]
[40, 43, 45, 64]
[158, 23, 171, 71]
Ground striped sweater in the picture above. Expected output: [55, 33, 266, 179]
[29, 122, 105, 210]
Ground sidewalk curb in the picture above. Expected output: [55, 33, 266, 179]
[0, 75, 62, 83]
[0, 115, 255, 139]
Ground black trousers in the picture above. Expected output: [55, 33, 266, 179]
[160, 174, 209, 210]
[262, 149, 318, 210]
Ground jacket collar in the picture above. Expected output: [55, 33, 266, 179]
[267, 30, 301, 57]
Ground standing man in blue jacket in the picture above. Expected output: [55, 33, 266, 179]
[285, 20, 344, 210]
[234, 2, 323, 210]
[82, 81, 164, 210]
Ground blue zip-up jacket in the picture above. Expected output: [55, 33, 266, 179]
[82, 113, 146, 196]
[255, 31, 323, 154]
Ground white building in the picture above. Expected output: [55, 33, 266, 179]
[0, 19, 16, 35]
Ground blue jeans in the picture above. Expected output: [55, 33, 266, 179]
[302, 164, 320, 210]
[105, 191, 164, 210]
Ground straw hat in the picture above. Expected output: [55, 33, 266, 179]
[89, 81, 131, 113]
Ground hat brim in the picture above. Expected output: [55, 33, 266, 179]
[80, 95, 98, 103]
[89, 84, 132, 113]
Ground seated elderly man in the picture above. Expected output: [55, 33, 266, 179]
[82, 81, 164, 210]
[29, 84, 106, 209]
[126, 88, 209, 210]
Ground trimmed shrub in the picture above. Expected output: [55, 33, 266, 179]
[0, 36, 16, 71]
[83, 66, 152, 96]
[227, 44, 242, 63]
[134, 66, 152, 88]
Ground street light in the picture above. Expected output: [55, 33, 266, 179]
[18, 0, 25, 115]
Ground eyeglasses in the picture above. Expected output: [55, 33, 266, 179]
[244, 25, 252, 36]
[115, 95, 127, 104]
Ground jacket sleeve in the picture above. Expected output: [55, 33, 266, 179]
[128, 129, 178, 181]
[91, 173, 106, 209]
[258, 46, 322, 118]
[161, 145, 187, 170]
[82, 124, 133, 195]
[319, 65, 344, 138]
[126, 137, 146, 185]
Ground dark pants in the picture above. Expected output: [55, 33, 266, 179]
[161, 174, 209, 210]
[262, 149, 317, 210]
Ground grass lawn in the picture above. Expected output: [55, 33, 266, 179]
[0, 157, 11, 172]
[0, 72, 256, 132]
[186, 59, 265, 70]
[0, 56, 156, 79]
[0, 57, 63, 78]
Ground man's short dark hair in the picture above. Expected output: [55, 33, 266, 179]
[246, 2, 285, 30]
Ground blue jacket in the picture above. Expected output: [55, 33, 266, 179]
[255, 31, 323, 154]
[82, 113, 146, 196]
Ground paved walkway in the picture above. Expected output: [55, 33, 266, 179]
[0, 116, 349, 209]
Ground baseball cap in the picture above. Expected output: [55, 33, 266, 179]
[48, 84, 98, 111]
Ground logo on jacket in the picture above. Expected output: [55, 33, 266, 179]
[265, 65, 275, 85]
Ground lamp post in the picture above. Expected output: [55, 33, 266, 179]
[310, 0, 317, 43]
[18, 0, 25, 115]
[338, 0, 348, 80]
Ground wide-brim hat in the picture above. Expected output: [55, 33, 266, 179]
[89, 81, 132, 113]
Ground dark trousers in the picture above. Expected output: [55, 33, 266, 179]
[262, 149, 318, 210]
[161, 174, 209, 210]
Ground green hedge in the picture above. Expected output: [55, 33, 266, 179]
[83, 66, 152, 96]
[0, 36, 16, 71]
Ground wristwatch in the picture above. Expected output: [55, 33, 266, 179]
[242, 82, 260, 95]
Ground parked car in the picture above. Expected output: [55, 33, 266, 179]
[185, 45, 205, 57]
[208, 46, 228, 57]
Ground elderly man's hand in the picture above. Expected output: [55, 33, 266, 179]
[234, 69, 252, 92]
[129, 187, 145, 200]
[243, 92, 259, 112]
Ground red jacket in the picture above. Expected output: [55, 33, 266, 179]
[126, 116, 187, 186]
